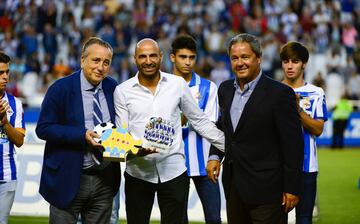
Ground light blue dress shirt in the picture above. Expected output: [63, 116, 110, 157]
[80, 71, 111, 168]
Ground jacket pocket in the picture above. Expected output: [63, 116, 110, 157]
[45, 156, 62, 170]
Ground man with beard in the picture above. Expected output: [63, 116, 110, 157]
[113, 38, 224, 224]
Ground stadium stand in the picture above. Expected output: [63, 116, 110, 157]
[0, 0, 359, 109]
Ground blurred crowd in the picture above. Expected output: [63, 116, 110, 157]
[0, 0, 360, 109]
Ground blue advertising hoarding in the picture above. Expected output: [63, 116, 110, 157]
[23, 109, 360, 147]
[317, 112, 360, 146]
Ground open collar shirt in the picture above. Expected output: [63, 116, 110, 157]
[114, 71, 224, 183]
[230, 71, 262, 131]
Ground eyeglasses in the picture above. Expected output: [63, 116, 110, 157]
[0, 69, 10, 75]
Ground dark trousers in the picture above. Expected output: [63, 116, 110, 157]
[125, 171, 190, 224]
[331, 119, 348, 148]
[50, 172, 114, 224]
[184, 176, 221, 224]
[295, 172, 318, 224]
[226, 176, 283, 224]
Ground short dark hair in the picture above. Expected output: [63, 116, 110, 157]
[171, 35, 197, 55]
[0, 52, 11, 64]
[227, 33, 262, 57]
[81, 37, 113, 58]
[280, 41, 309, 63]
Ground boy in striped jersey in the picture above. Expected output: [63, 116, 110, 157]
[170, 35, 221, 224]
[280, 42, 328, 224]
[0, 52, 25, 224]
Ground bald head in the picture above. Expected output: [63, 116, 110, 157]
[134, 38, 163, 79]
[135, 38, 160, 55]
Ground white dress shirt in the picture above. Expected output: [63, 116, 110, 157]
[114, 71, 224, 183]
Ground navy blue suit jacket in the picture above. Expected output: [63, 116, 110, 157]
[210, 74, 304, 204]
[36, 71, 120, 209]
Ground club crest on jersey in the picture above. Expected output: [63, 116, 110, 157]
[0, 127, 9, 143]
[6, 108, 14, 117]
[195, 91, 201, 100]
[300, 97, 311, 110]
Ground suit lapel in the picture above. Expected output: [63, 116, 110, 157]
[234, 74, 268, 134]
[103, 79, 115, 123]
[71, 71, 85, 127]
[223, 82, 236, 135]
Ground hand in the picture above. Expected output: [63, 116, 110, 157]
[295, 93, 301, 104]
[0, 99, 10, 125]
[295, 94, 302, 112]
[206, 160, 221, 183]
[135, 146, 158, 156]
[85, 130, 103, 148]
[126, 146, 158, 160]
[181, 114, 188, 127]
[282, 192, 299, 213]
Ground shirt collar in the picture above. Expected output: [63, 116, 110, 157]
[132, 70, 168, 87]
[80, 70, 103, 91]
[188, 72, 197, 87]
[233, 70, 262, 93]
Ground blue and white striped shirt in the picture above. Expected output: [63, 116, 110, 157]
[0, 92, 25, 182]
[295, 83, 328, 173]
[183, 73, 218, 176]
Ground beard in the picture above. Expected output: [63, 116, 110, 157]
[137, 63, 161, 78]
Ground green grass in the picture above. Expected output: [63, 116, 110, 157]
[9, 148, 360, 224]
[314, 148, 360, 224]
[8, 217, 204, 224]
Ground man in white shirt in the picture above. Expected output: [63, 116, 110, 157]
[113, 38, 224, 224]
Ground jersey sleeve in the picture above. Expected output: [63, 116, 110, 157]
[314, 88, 328, 121]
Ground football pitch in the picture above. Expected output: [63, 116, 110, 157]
[9, 148, 360, 224]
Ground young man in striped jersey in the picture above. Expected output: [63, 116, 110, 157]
[280, 42, 328, 224]
[170, 35, 221, 224]
[0, 52, 25, 224]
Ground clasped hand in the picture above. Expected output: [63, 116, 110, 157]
[0, 99, 10, 124]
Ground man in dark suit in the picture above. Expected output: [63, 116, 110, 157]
[206, 33, 304, 224]
[36, 37, 120, 224]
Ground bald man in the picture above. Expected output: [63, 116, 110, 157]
[113, 38, 224, 224]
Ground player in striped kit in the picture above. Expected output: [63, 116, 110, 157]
[280, 42, 328, 224]
[0, 52, 25, 224]
[170, 35, 221, 224]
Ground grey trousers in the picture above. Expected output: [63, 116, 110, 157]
[49, 172, 114, 224]
[0, 181, 16, 224]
